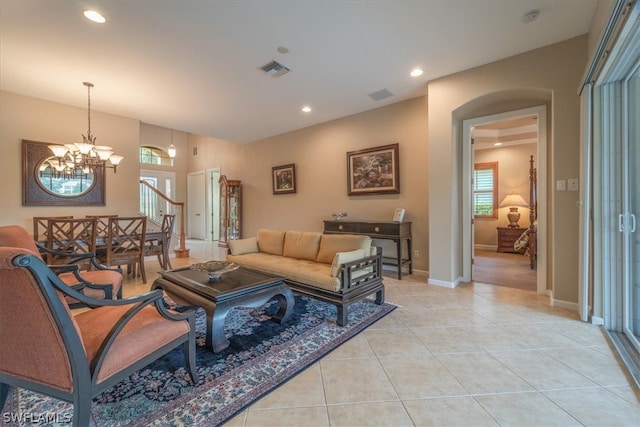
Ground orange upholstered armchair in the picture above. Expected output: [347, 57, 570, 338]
[0, 247, 197, 427]
[0, 224, 124, 300]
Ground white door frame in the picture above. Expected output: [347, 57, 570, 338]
[187, 171, 206, 239]
[205, 167, 221, 242]
[462, 105, 548, 294]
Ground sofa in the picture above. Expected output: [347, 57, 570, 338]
[226, 229, 384, 326]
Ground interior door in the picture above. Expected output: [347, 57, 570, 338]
[187, 171, 206, 240]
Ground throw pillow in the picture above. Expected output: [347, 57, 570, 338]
[330, 249, 365, 277]
[228, 237, 259, 255]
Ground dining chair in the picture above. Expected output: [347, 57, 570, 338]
[0, 246, 197, 427]
[99, 216, 147, 283]
[32, 216, 73, 244]
[145, 214, 175, 270]
[0, 224, 124, 300]
[85, 215, 119, 241]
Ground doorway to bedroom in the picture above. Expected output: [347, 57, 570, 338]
[462, 106, 547, 294]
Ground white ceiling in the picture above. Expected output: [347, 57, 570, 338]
[0, 1, 598, 143]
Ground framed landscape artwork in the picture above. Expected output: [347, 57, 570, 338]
[347, 143, 399, 196]
[272, 163, 296, 194]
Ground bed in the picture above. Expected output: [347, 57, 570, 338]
[514, 155, 537, 269]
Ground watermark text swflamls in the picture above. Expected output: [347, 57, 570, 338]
[2, 411, 72, 424]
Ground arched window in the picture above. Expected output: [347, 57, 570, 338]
[140, 146, 173, 166]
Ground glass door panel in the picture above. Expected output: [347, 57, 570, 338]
[625, 65, 640, 350]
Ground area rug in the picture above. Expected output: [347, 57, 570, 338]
[1, 295, 395, 426]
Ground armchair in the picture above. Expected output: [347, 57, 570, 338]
[0, 224, 123, 300]
[0, 246, 197, 427]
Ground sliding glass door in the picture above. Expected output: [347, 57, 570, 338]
[625, 65, 639, 349]
[594, 9, 639, 352]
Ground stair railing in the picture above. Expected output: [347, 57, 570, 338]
[139, 180, 190, 258]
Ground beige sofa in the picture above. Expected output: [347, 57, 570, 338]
[226, 229, 384, 326]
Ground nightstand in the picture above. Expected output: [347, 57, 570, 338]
[496, 227, 526, 253]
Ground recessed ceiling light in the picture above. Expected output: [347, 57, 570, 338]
[494, 142, 503, 146]
[277, 46, 289, 54]
[301, 106, 311, 113]
[410, 68, 423, 77]
[84, 10, 106, 23]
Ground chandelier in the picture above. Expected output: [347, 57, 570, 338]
[48, 82, 124, 177]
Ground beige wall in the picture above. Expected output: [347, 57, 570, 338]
[235, 97, 429, 271]
[0, 93, 194, 232]
[0, 91, 142, 230]
[428, 36, 587, 305]
[474, 143, 537, 247]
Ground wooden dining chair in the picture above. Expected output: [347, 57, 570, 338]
[85, 215, 119, 240]
[32, 216, 73, 244]
[145, 214, 175, 270]
[0, 224, 124, 300]
[99, 216, 147, 283]
[0, 246, 197, 427]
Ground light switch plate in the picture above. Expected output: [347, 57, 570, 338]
[556, 180, 566, 191]
[568, 178, 579, 191]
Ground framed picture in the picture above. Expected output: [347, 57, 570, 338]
[272, 163, 296, 194]
[347, 143, 399, 196]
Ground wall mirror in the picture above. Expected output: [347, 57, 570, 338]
[22, 140, 105, 206]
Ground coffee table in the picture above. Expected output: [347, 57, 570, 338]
[152, 266, 294, 352]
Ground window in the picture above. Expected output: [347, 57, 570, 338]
[140, 146, 173, 166]
[473, 162, 498, 218]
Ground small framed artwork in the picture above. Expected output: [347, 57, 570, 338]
[393, 208, 405, 223]
[272, 163, 296, 194]
[347, 143, 399, 196]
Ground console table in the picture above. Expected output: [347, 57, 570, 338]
[323, 220, 412, 279]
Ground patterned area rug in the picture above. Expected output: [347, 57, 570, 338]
[2, 295, 395, 426]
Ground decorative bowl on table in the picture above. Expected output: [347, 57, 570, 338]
[190, 260, 239, 281]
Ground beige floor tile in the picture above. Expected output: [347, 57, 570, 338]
[320, 358, 399, 404]
[474, 392, 582, 426]
[603, 385, 640, 405]
[365, 328, 431, 357]
[250, 363, 326, 409]
[489, 349, 597, 390]
[245, 406, 330, 426]
[458, 325, 532, 352]
[412, 326, 484, 354]
[327, 401, 414, 426]
[323, 334, 377, 360]
[366, 310, 408, 329]
[403, 396, 499, 426]
[543, 387, 640, 426]
[435, 352, 534, 394]
[542, 347, 631, 386]
[379, 355, 468, 399]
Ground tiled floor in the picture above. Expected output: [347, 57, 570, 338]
[126, 240, 640, 426]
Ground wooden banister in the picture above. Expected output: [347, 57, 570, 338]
[139, 180, 190, 258]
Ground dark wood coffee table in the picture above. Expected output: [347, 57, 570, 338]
[152, 266, 294, 352]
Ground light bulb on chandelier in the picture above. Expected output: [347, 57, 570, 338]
[48, 82, 124, 178]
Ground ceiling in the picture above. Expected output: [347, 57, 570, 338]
[473, 115, 539, 150]
[0, 1, 598, 144]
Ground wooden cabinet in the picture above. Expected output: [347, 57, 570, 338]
[323, 220, 412, 279]
[496, 227, 526, 253]
[219, 175, 241, 248]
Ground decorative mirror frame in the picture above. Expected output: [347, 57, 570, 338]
[22, 139, 106, 206]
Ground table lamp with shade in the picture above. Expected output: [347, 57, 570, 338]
[499, 193, 529, 228]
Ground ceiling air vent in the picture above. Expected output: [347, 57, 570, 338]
[260, 60, 290, 78]
[368, 88, 394, 101]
